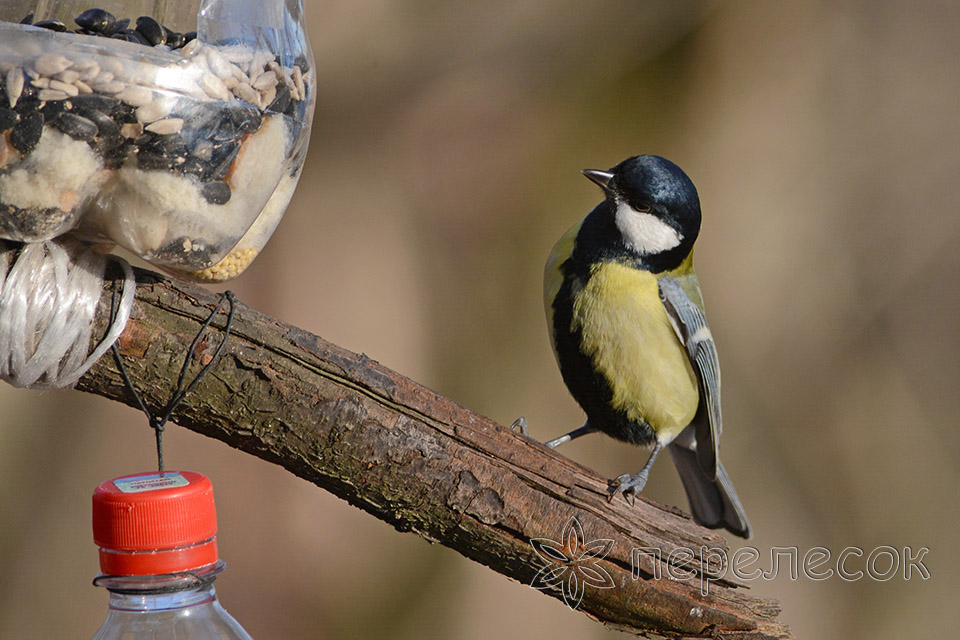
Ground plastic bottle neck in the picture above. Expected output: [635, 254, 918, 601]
[92, 561, 254, 639]
[94, 561, 224, 612]
[106, 581, 218, 612]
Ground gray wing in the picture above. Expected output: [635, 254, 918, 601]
[658, 276, 720, 479]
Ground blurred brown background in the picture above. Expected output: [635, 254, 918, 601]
[2, 1, 959, 638]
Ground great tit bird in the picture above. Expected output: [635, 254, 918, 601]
[542, 155, 751, 538]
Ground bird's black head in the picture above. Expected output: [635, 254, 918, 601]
[582, 155, 701, 271]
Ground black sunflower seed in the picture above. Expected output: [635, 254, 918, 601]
[132, 132, 152, 146]
[19, 13, 34, 25]
[201, 180, 232, 205]
[91, 128, 124, 152]
[14, 97, 41, 116]
[156, 135, 188, 157]
[224, 100, 262, 133]
[294, 54, 310, 74]
[136, 130, 186, 155]
[166, 31, 186, 49]
[75, 8, 117, 34]
[176, 155, 206, 178]
[210, 116, 240, 143]
[10, 111, 44, 155]
[92, 135, 125, 161]
[54, 112, 99, 141]
[73, 106, 119, 138]
[0, 203, 73, 241]
[205, 140, 240, 181]
[35, 19, 67, 32]
[107, 17, 131, 35]
[136, 150, 179, 171]
[40, 99, 70, 119]
[100, 139, 132, 169]
[135, 16, 166, 46]
[112, 29, 149, 46]
[179, 101, 223, 132]
[0, 108, 20, 131]
[70, 93, 121, 117]
[112, 101, 139, 125]
[267, 83, 291, 115]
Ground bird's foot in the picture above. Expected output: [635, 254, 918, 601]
[607, 471, 650, 505]
[510, 416, 529, 436]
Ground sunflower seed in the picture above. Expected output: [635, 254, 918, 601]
[206, 48, 235, 80]
[250, 50, 274, 76]
[145, 117, 183, 135]
[236, 82, 259, 105]
[93, 81, 126, 94]
[292, 67, 305, 101]
[221, 45, 254, 65]
[180, 38, 203, 58]
[55, 72, 79, 87]
[38, 89, 69, 101]
[260, 85, 276, 110]
[74, 60, 101, 81]
[136, 96, 175, 123]
[6, 67, 24, 108]
[201, 74, 231, 100]
[100, 58, 125, 77]
[48, 80, 80, 97]
[121, 122, 143, 138]
[117, 85, 154, 107]
[34, 54, 73, 76]
[252, 69, 277, 91]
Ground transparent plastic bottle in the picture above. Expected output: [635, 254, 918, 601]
[91, 470, 254, 639]
[0, 1, 315, 281]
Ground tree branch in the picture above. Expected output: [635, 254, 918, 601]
[77, 267, 791, 639]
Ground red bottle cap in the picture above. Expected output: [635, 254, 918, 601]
[92, 471, 219, 576]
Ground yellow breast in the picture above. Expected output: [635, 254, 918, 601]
[572, 261, 698, 441]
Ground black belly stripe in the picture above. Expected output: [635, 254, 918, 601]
[551, 266, 656, 446]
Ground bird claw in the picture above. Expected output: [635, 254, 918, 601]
[607, 471, 649, 505]
[510, 416, 529, 436]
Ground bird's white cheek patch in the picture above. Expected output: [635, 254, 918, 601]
[615, 202, 682, 254]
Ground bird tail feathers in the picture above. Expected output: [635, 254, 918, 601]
[668, 442, 751, 539]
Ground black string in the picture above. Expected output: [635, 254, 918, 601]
[111, 290, 237, 472]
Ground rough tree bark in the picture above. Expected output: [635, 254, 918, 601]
[75, 267, 792, 640]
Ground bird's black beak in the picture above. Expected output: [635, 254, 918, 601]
[582, 169, 614, 192]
